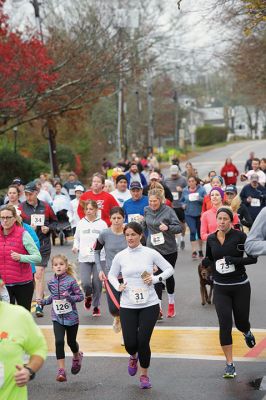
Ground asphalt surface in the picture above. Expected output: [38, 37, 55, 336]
[28, 140, 266, 400]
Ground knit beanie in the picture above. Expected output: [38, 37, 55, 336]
[210, 187, 224, 200]
[116, 174, 127, 184]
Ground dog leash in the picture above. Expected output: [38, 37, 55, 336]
[103, 278, 120, 310]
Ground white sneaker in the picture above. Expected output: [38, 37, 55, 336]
[112, 316, 121, 333]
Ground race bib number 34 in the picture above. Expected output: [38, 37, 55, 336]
[53, 299, 72, 315]
[31, 214, 45, 226]
[129, 288, 149, 305]
[215, 259, 235, 274]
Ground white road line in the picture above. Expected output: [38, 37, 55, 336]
[39, 325, 266, 332]
[45, 352, 266, 362]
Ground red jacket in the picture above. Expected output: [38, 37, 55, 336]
[220, 163, 239, 185]
[0, 224, 32, 284]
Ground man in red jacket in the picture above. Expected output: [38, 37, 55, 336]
[77, 173, 119, 225]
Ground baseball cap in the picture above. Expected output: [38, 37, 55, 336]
[129, 181, 143, 190]
[74, 185, 84, 192]
[149, 172, 160, 180]
[250, 173, 259, 182]
[24, 182, 37, 193]
[225, 185, 237, 194]
[12, 178, 24, 185]
[170, 165, 179, 174]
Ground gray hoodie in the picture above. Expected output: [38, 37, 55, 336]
[143, 204, 182, 255]
[245, 208, 266, 256]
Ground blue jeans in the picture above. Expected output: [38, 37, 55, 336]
[185, 214, 201, 241]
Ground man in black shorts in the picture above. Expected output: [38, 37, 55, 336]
[19, 182, 57, 317]
[165, 165, 187, 249]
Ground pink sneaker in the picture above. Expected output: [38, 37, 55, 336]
[56, 368, 67, 382]
[140, 375, 152, 389]
[71, 351, 83, 375]
[128, 355, 138, 376]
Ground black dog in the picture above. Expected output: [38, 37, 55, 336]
[198, 262, 213, 306]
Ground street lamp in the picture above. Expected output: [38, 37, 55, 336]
[13, 126, 18, 153]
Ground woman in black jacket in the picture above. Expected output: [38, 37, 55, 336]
[202, 207, 257, 379]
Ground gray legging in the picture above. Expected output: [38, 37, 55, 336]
[79, 261, 104, 308]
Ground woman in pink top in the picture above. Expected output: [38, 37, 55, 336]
[201, 188, 239, 241]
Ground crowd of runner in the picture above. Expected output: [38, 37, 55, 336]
[0, 150, 266, 398]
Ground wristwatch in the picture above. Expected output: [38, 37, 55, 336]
[23, 365, 36, 381]
[158, 276, 163, 282]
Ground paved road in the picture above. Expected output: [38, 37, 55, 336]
[29, 140, 266, 399]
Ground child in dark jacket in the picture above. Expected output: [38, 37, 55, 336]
[37, 254, 84, 382]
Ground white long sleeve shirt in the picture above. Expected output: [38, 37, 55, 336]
[74, 217, 107, 263]
[108, 245, 174, 309]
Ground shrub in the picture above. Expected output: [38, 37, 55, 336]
[35, 144, 76, 170]
[195, 125, 228, 146]
[0, 149, 48, 189]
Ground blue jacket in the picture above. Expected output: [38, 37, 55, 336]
[23, 223, 40, 274]
[125, 171, 147, 188]
[180, 185, 206, 217]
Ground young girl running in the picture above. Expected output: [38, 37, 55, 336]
[37, 254, 84, 382]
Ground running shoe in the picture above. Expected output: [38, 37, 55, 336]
[192, 251, 198, 260]
[167, 303, 176, 318]
[180, 240, 185, 250]
[198, 250, 204, 259]
[140, 375, 152, 389]
[128, 355, 138, 376]
[92, 307, 101, 317]
[243, 331, 256, 348]
[112, 316, 122, 333]
[157, 308, 163, 321]
[84, 295, 92, 311]
[223, 363, 236, 378]
[35, 305, 44, 318]
[71, 351, 83, 375]
[56, 368, 67, 382]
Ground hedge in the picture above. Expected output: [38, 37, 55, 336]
[0, 149, 49, 189]
[34, 144, 76, 170]
[195, 125, 228, 146]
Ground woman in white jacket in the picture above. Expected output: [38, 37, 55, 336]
[108, 222, 174, 389]
[73, 200, 107, 316]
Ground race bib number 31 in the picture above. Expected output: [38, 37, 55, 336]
[31, 214, 45, 226]
[129, 288, 149, 305]
[53, 299, 72, 315]
[215, 259, 235, 274]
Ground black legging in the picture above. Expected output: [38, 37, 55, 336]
[120, 304, 159, 369]
[154, 252, 177, 300]
[53, 321, 79, 359]
[7, 281, 34, 311]
[214, 281, 251, 346]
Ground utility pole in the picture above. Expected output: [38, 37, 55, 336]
[173, 89, 179, 149]
[31, 0, 59, 177]
[147, 71, 154, 153]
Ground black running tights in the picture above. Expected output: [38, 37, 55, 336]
[154, 251, 177, 300]
[7, 281, 34, 311]
[120, 304, 159, 369]
[214, 282, 251, 346]
[53, 321, 79, 359]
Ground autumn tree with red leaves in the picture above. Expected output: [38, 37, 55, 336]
[0, 0, 57, 124]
